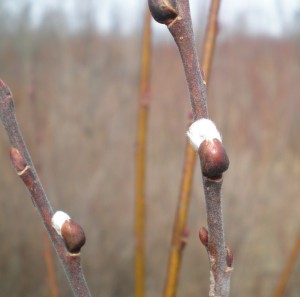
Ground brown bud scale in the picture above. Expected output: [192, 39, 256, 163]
[10, 147, 27, 172]
[198, 139, 229, 179]
[199, 227, 208, 247]
[148, 0, 178, 25]
[226, 246, 234, 267]
[61, 219, 86, 254]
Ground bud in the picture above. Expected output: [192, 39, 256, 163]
[148, 0, 178, 25]
[199, 227, 208, 247]
[52, 211, 70, 236]
[52, 211, 86, 254]
[198, 139, 229, 179]
[226, 246, 234, 267]
[10, 148, 27, 173]
[187, 118, 222, 150]
[61, 219, 86, 254]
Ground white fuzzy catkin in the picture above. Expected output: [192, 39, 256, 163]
[187, 118, 222, 150]
[51, 211, 71, 236]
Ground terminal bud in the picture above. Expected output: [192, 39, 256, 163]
[148, 0, 178, 25]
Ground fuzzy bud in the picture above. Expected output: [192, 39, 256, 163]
[52, 211, 86, 254]
[187, 119, 228, 178]
[187, 118, 222, 150]
[52, 211, 71, 236]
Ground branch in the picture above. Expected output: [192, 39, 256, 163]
[272, 235, 300, 297]
[148, 1, 233, 296]
[29, 58, 60, 297]
[201, 0, 220, 83]
[0, 80, 92, 297]
[162, 1, 222, 297]
[135, 6, 152, 297]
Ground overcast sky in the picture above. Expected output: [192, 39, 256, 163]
[2, 0, 300, 36]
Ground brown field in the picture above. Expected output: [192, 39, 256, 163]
[0, 7, 299, 297]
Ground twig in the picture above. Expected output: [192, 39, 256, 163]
[201, 0, 220, 84]
[0, 80, 92, 297]
[148, 1, 233, 296]
[272, 235, 300, 297]
[135, 7, 152, 297]
[162, 1, 221, 297]
[29, 61, 60, 297]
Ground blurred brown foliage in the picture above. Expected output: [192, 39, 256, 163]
[0, 6, 299, 297]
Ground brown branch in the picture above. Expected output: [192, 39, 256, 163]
[29, 60, 60, 297]
[0, 80, 92, 297]
[148, 1, 233, 296]
[149, 0, 207, 120]
[162, 1, 222, 297]
[135, 6, 152, 297]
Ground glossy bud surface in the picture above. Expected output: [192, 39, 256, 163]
[198, 139, 229, 179]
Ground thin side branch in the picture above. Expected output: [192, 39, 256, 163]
[0, 80, 92, 297]
[272, 235, 300, 297]
[201, 0, 220, 83]
[135, 7, 152, 297]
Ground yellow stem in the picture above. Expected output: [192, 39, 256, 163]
[163, 141, 196, 297]
[135, 8, 152, 297]
[272, 235, 300, 297]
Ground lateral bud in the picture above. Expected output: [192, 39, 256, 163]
[199, 226, 208, 247]
[61, 219, 86, 254]
[198, 139, 229, 179]
[9, 148, 27, 173]
[52, 211, 86, 254]
[226, 246, 234, 267]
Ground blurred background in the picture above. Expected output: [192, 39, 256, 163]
[0, 0, 299, 296]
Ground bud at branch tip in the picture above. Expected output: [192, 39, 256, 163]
[187, 118, 222, 150]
